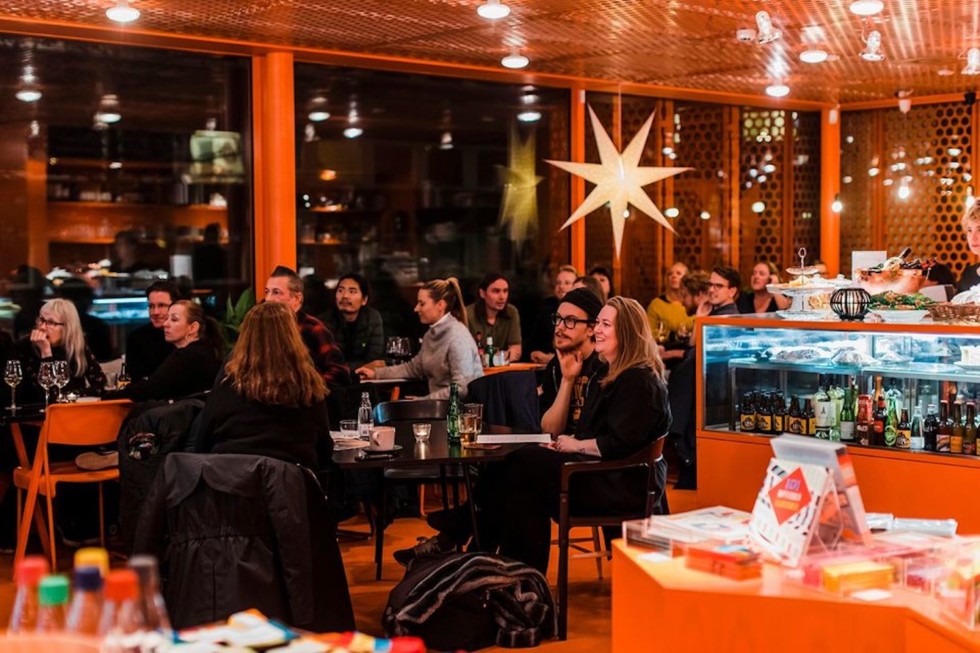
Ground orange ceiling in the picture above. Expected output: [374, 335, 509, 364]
[2, 0, 980, 104]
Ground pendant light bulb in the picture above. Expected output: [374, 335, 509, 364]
[501, 52, 529, 69]
[106, 0, 141, 23]
[831, 194, 843, 213]
[477, 0, 510, 20]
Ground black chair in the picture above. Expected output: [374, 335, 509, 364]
[555, 438, 668, 640]
[375, 399, 448, 423]
[466, 371, 539, 432]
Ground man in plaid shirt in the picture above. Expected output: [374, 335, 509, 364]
[264, 266, 351, 388]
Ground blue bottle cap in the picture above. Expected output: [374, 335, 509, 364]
[74, 566, 103, 592]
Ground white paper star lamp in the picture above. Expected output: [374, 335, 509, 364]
[497, 125, 544, 241]
[546, 105, 692, 256]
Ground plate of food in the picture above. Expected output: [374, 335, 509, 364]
[868, 309, 929, 324]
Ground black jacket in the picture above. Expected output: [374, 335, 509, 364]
[125, 323, 175, 382]
[134, 453, 355, 632]
[320, 306, 385, 370]
[108, 339, 221, 403]
[14, 338, 106, 402]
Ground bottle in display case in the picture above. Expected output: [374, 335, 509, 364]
[739, 393, 756, 432]
[855, 395, 872, 446]
[787, 395, 803, 435]
[951, 402, 964, 454]
[923, 404, 939, 451]
[756, 393, 773, 434]
[872, 395, 887, 446]
[964, 402, 977, 456]
[802, 398, 816, 436]
[910, 407, 925, 451]
[884, 397, 899, 447]
[937, 400, 952, 453]
[772, 392, 786, 435]
[839, 387, 856, 442]
[896, 409, 911, 449]
[814, 380, 833, 439]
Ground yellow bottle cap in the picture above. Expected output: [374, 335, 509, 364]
[74, 547, 109, 576]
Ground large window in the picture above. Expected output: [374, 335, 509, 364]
[294, 64, 569, 341]
[0, 37, 252, 355]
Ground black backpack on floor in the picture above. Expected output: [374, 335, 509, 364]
[383, 552, 556, 651]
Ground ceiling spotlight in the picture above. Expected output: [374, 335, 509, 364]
[517, 110, 541, 122]
[521, 93, 539, 105]
[477, 0, 510, 20]
[861, 30, 885, 61]
[751, 201, 766, 214]
[106, 0, 140, 23]
[765, 83, 790, 98]
[963, 48, 980, 75]
[755, 11, 781, 44]
[849, 0, 884, 16]
[501, 53, 529, 69]
[343, 126, 363, 139]
[15, 87, 41, 102]
[799, 49, 828, 64]
[108, 161, 123, 170]
[95, 94, 121, 123]
[699, 211, 711, 221]
[308, 110, 330, 122]
[897, 90, 912, 113]
[308, 96, 330, 121]
[439, 131, 454, 150]
[831, 194, 843, 213]
[664, 207, 679, 219]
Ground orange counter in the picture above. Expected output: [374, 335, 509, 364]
[612, 541, 980, 652]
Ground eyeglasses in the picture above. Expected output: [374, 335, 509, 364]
[147, 302, 172, 310]
[708, 282, 730, 289]
[551, 313, 593, 329]
[36, 316, 65, 328]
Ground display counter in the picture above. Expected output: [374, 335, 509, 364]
[612, 540, 980, 652]
[696, 316, 980, 532]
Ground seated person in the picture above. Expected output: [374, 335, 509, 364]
[498, 297, 670, 573]
[356, 278, 483, 400]
[527, 265, 578, 364]
[736, 261, 791, 314]
[959, 204, 980, 292]
[126, 281, 179, 382]
[190, 302, 332, 471]
[56, 277, 113, 362]
[14, 298, 106, 401]
[320, 273, 385, 371]
[707, 267, 741, 316]
[573, 275, 606, 303]
[647, 262, 693, 337]
[465, 273, 522, 365]
[588, 266, 615, 298]
[105, 300, 223, 402]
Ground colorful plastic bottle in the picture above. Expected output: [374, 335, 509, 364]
[36, 574, 70, 632]
[66, 566, 104, 635]
[75, 547, 110, 577]
[8, 556, 50, 632]
[129, 555, 174, 648]
[100, 569, 147, 652]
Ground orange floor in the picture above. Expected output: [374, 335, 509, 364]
[0, 488, 698, 650]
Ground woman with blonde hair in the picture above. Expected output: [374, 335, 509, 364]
[647, 261, 693, 338]
[193, 301, 331, 470]
[958, 204, 980, 292]
[16, 298, 105, 401]
[737, 261, 791, 314]
[356, 277, 482, 399]
[498, 296, 671, 573]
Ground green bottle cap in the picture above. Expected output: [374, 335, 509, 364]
[38, 574, 70, 606]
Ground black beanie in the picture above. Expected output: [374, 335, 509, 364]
[559, 287, 604, 322]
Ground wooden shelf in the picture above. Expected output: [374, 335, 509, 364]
[48, 201, 226, 211]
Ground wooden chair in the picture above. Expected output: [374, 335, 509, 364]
[13, 400, 133, 571]
[555, 437, 668, 640]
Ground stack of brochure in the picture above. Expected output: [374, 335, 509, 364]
[623, 505, 753, 554]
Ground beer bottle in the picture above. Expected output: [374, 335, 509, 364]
[937, 400, 952, 453]
[803, 398, 816, 436]
[873, 375, 884, 404]
[965, 401, 977, 455]
[739, 393, 756, 432]
[951, 402, 964, 454]
[896, 408, 911, 449]
[855, 395, 872, 446]
[884, 398, 899, 447]
[872, 396, 887, 447]
[922, 404, 938, 451]
[447, 383, 461, 445]
[756, 392, 773, 434]
[772, 392, 786, 435]
[788, 395, 803, 434]
[839, 387, 856, 442]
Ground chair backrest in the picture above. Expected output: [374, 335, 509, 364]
[375, 399, 448, 424]
[466, 371, 539, 431]
[42, 400, 133, 447]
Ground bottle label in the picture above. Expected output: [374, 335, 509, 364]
[740, 415, 756, 431]
[856, 424, 870, 446]
[788, 417, 803, 435]
[964, 440, 976, 456]
[840, 421, 855, 442]
[896, 429, 911, 449]
[773, 415, 784, 433]
[815, 400, 833, 428]
[937, 434, 951, 452]
[756, 415, 772, 433]
[806, 418, 816, 436]
[950, 436, 963, 454]
[884, 426, 897, 447]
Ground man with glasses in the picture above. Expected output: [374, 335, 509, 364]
[707, 267, 742, 316]
[125, 280, 179, 382]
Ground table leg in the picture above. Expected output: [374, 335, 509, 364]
[374, 469, 386, 580]
[462, 464, 481, 550]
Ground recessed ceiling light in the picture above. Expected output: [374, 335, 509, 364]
[96, 111, 122, 123]
[517, 110, 541, 122]
[15, 88, 41, 102]
[501, 53, 529, 69]
[106, 0, 140, 23]
[109, 161, 122, 170]
[477, 0, 510, 20]
[343, 127, 363, 139]
[799, 49, 828, 64]
[765, 83, 790, 98]
[849, 0, 884, 17]
[308, 111, 330, 122]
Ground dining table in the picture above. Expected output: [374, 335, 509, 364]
[332, 421, 531, 579]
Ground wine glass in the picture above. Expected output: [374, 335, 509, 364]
[4, 360, 22, 412]
[53, 361, 70, 403]
[37, 362, 56, 411]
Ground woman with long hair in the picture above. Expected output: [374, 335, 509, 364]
[356, 277, 483, 399]
[499, 296, 670, 572]
[192, 301, 331, 470]
[736, 261, 791, 314]
[107, 300, 223, 402]
[16, 298, 106, 401]
[646, 261, 693, 338]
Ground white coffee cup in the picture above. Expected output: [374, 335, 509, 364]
[370, 426, 397, 450]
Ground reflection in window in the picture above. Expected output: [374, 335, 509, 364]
[0, 38, 252, 357]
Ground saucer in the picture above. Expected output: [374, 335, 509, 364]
[366, 444, 403, 453]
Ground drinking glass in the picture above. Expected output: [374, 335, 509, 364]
[4, 360, 22, 412]
[37, 362, 56, 411]
[412, 422, 432, 443]
[463, 403, 483, 434]
[460, 413, 479, 445]
[53, 361, 70, 403]
[339, 419, 359, 438]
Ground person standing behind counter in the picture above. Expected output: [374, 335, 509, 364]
[465, 273, 522, 365]
[356, 278, 483, 400]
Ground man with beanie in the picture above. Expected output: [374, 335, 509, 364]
[540, 287, 605, 436]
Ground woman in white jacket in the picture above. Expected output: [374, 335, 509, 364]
[356, 277, 483, 399]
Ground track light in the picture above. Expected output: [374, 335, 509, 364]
[755, 11, 781, 44]
[861, 30, 885, 62]
[963, 48, 980, 75]
[106, 0, 140, 23]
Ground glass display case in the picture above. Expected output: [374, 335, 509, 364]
[699, 316, 980, 459]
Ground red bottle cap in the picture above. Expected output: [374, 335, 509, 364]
[104, 569, 140, 601]
[14, 556, 49, 586]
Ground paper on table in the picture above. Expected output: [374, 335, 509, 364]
[476, 433, 552, 444]
[360, 378, 412, 384]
